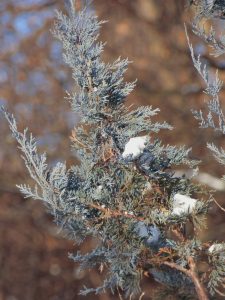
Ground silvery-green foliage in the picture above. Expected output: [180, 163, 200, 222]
[187, 5, 225, 296]
[1, 2, 222, 299]
[186, 25, 225, 167]
[149, 265, 193, 288]
[192, 23, 225, 57]
[208, 243, 225, 296]
[190, 0, 225, 57]
[1, 107, 54, 205]
[191, 0, 225, 20]
[207, 142, 225, 165]
[154, 284, 198, 300]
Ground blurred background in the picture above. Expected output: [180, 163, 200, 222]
[0, 0, 225, 299]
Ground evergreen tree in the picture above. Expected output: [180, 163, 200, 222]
[2, 1, 225, 299]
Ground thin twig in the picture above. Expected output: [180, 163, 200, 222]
[164, 257, 209, 300]
[171, 228, 185, 242]
[70, 129, 90, 150]
[139, 292, 145, 300]
[89, 203, 144, 221]
[69, 0, 75, 12]
[214, 287, 225, 297]
[117, 287, 124, 300]
[188, 257, 209, 300]
[213, 198, 225, 212]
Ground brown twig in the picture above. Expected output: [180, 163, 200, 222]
[213, 198, 225, 212]
[117, 287, 124, 300]
[214, 287, 225, 297]
[164, 257, 209, 300]
[70, 129, 90, 150]
[89, 203, 144, 221]
[171, 228, 185, 242]
[138, 292, 145, 300]
[129, 293, 134, 300]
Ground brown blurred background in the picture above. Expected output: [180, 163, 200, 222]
[0, 1, 225, 299]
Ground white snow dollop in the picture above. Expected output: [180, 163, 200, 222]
[208, 243, 224, 253]
[172, 193, 197, 215]
[96, 185, 103, 192]
[122, 136, 148, 159]
[145, 182, 152, 191]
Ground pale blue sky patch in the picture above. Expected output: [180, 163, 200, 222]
[14, 13, 32, 37]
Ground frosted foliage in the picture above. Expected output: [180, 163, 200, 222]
[1, 1, 224, 299]
[188, 5, 225, 296]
